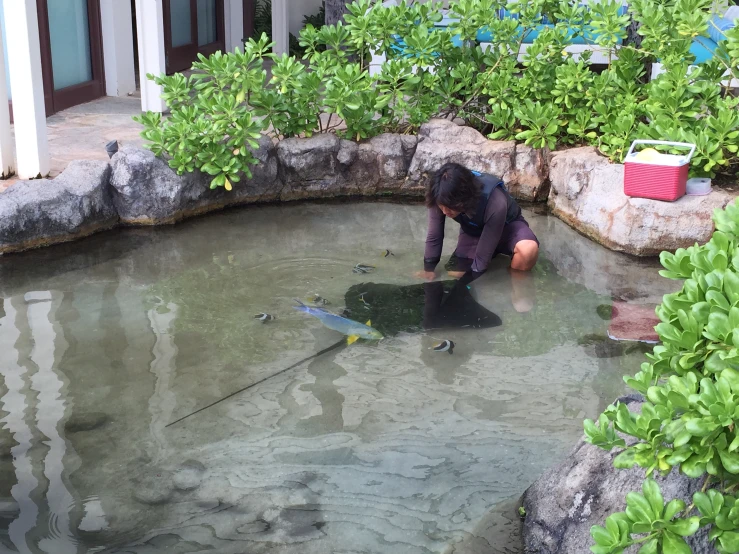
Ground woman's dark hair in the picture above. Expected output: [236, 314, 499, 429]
[425, 162, 482, 213]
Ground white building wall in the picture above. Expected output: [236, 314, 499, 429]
[289, 0, 323, 36]
[225, 0, 245, 52]
[100, 0, 137, 97]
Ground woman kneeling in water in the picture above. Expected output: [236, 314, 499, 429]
[417, 162, 539, 285]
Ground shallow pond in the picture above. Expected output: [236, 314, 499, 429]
[0, 202, 674, 554]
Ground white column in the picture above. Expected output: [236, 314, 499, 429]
[225, 0, 245, 52]
[0, 14, 14, 178]
[272, 0, 289, 55]
[134, 0, 166, 113]
[100, 0, 137, 97]
[3, 0, 49, 179]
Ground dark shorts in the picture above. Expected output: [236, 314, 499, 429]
[444, 217, 539, 272]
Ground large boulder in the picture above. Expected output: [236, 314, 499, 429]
[548, 147, 734, 256]
[0, 160, 116, 254]
[277, 134, 346, 200]
[277, 133, 418, 199]
[109, 135, 280, 224]
[522, 395, 716, 553]
[406, 119, 549, 200]
[407, 119, 516, 193]
[510, 144, 549, 201]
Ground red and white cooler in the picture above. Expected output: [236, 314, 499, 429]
[623, 140, 696, 202]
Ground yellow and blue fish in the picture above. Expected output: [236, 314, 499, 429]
[293, 300, 383, 344]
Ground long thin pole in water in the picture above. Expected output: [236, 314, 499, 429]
[165, 339, 346, 428]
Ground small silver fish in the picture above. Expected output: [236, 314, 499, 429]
[432, 340, 455, 354]
[254, 313, 275, 323]
[353, 263, 376, 274]
[383, 249, 395, 257]
[308, 294, 330, 306]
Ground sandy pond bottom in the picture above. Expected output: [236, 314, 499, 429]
[0, 202, 675, 554]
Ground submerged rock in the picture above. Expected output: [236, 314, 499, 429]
[548, 147, 734, 256]
[521, 396, 715, 553]
[608, 301, 660, 343]
[0, 160, 116, 254]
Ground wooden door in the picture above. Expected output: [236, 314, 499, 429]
[163, 0, 225, 74]
[243, 0, 256, 41]
[36, 0, 106, 115]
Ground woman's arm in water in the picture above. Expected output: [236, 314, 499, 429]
[463, 188, 507, 283]
[423, 205, 446, 273]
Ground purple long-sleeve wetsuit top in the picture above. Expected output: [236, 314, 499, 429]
[424, 187, 515, 283]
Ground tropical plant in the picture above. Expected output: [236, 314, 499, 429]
[136, 0, 739, 189]
[585, 199, 739, 554]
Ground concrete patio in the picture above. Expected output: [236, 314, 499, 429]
[0, 95, 145, 192]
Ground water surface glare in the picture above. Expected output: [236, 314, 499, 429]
[0, 202, 672, 553]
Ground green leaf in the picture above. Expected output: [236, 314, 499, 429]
[614, 449, 638, 468]
[719, 449, 739, 474]
[664, 499, 686, 521]
[638, 537, 658, 554]
[718, 530, 739, 552]
[662, 530, 692, 554]
[643, 479, 664, 519]
[668, 516, 700, 537]
[626, 491, 656, 524]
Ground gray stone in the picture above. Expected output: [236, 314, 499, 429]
[548, 147, 734, 256]
[276, 132, 418, 199]
[522, 396, 717, 554]
[408, 119, 516, 191]
[277, 134, 344, 200]
[344, 133, 419, 195]
[370, 133, 418, 188]
[0, 160, 116, 254]
[337, 139, 358, 167]
[109, 146, 198, 224]
[344, 143, 382, 195]
[109, 135, 280, 224]
[509, 144, 549, 201]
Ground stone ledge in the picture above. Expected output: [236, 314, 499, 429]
[0, 160, 116, 255]
[521, 395, 715, 554]
[0, 121, 736, 256]
[549, 147, 735, 256]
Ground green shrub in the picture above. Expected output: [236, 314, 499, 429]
[585, 199, 739, 554]
[136, 0, 739, 190]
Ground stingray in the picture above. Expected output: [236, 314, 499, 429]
[344, 280, 502, 336]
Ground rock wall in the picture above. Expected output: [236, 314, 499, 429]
[0, 119, 735, 255]
[521, 395, 717, 554]
[548, 147, 734, 256]
[0, 161, 116, 254]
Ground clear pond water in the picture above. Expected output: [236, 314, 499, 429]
[0, 202, 674, 554]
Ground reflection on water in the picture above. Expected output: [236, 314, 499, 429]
[0, 203, 667, 553]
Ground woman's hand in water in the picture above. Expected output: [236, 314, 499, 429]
[447, 271, 466, 279]
[415, 270, 436, 281]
